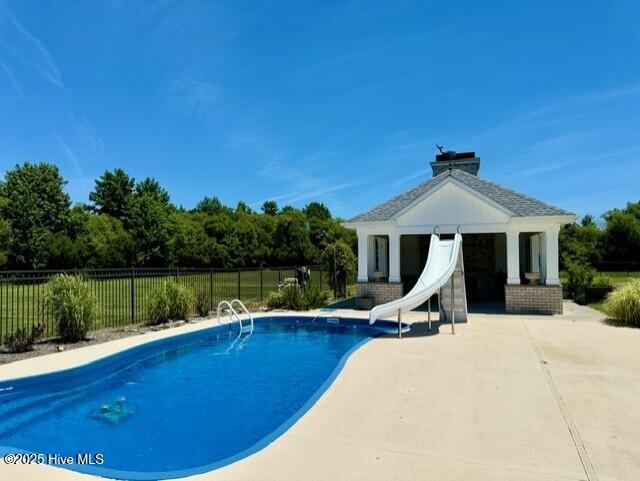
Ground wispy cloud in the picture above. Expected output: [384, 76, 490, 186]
[506, 162, 570, 180]
[0, 61, 22, 94]
[494, 137, 640, 182]
[305, 35, 417, 73]
[297, 150, 344, 163]
[54, 132, 83, 178]
[251, 193, 292, 208]
[489, 82, 640, 135]
[254, 180, 363, 208]
[0, 5, 66, 89]
[363, 81, 640, 211]
[257, 155, 366, 207]
[390, 169, 427, 188]
[72, 114, 104, 154]
[387, 139, 437, 153]
[281, 180, 365, 204]
[169, 72, 220, 119]
[53, 131, 98, 202]
[486, 131, 594, 178]
[579, 83, 640, 102]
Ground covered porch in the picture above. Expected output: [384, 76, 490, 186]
[355, 225, 562, 314]
[345, 155, 574, 315]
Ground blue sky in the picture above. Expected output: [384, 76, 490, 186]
[0, 1, 638, 220]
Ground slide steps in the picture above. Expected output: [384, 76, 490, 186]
[369, 232, 468, 333]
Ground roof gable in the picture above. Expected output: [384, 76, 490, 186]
[395, 180, 512, 226]
[348, 169, 573, 223]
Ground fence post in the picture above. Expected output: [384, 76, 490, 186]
[260, 266, 263, 301]
[333, 251, 338, 299]
[209, 269, 214, 311]
[319, 265, 322, 289]
[130, 267, 135, 324]
[237, 270, 241, 299]
[0, 275, 3, 341]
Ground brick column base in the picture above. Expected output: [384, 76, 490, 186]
[357, 282, 403, 306]
[504, 284, 563, 315]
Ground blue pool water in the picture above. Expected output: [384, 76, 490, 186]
[0, 316, 405, 480]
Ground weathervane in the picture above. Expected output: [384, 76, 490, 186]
[436, 144, 455, 174]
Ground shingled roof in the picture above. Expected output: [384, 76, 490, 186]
[348, 169, 573, 223]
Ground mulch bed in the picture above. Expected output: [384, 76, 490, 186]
[0, 318, 208, 366]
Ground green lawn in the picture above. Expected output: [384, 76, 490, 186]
[577, 271, 639, 313]
[553, 271, 640, 315]
[559, 271, 640, 288]
[0, 268, 326, 340]
[599, 271, 640, 289]
[591, 272, 640, 313]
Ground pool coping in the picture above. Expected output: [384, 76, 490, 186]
[0, 312, 410, 480]
[0, 311, 408, 382]
[0, 312, 303, 381]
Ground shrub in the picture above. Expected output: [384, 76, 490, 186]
[147, 280, 193, 325]
[267, 284, 303, 310]
[194, 289, 210, 317]
[265, 291, 282, 309]
[302, 285, 329, 309]
[321, 241, 356, 298]
[565, 262, 596, 304]
[604, 279, 640, 327]
[267, 284, 329, 310]
[590, 274, 614, 289]
[3, 322, 46, 353]
[45, 274, 96, 342]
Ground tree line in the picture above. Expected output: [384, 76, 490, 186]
[559, 200, 640, 270]
[4, 160, 634, 275]
[0, 162, 356, 270]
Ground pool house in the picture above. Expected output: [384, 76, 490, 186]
[344, 151, 576, 314]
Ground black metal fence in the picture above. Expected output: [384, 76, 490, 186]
[593, 261, 640, 274]
[0, 266, 325, 340]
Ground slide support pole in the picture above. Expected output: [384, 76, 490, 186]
[451, 274, 456, 335]
[428, 297, 431, 332]
[397, 309, 402, 339]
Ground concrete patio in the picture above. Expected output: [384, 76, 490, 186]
[1, 302, 638, 481]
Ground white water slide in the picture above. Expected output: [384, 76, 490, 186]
[369, 233, 468, 332]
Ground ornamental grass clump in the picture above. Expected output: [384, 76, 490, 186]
[267, 284, 329, 310]
[147, 279, 193, 325]
[45, 274, 97, 342]
[267, 284, 304, 310]
[194, 289, 210, 317]
[604, 279, 640, 327]
[302, 285, 330, 309]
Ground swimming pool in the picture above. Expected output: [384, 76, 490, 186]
[0, 315, 409, 480]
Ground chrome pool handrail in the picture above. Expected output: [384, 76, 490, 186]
[229, 299, 254, 333]
[216, 300, 241, 325]
[216, 299, 253, 334]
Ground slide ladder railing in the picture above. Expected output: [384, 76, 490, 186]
[438, 231, 468, 333]
[216, 299, 254, 334]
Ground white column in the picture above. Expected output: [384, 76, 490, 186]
[540, 233, 547, 281]
[357, 232, 368, 282]
[377, 238, 388, 276]
[530, 234, 540, 273]
[544, 227, 560, 285]
[367, 236, 376, 278]
[506, 230, 520, 284]
[389, 232, 401, 283]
